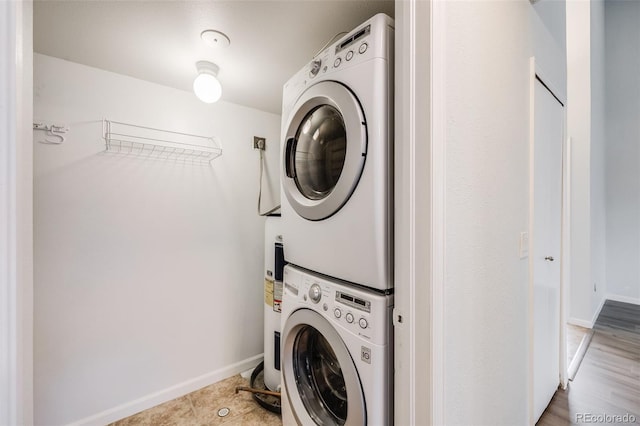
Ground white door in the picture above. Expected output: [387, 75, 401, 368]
[533, 77, 564, 422]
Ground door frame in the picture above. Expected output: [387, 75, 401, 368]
[0, 1, 33, 424]
[527, 57, 570, 425]
[393, 0, 438, 425]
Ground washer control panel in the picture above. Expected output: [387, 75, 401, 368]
[334, 290, 372, 332]
[283, 265, 392, 345]
[336, 290, 371, 312]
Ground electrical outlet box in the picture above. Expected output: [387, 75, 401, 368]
[253, 136, 266, 150]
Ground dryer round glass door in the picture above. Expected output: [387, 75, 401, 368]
[282, 309, 365, 425]
[292, 105, 346, 201]
[282, 81, 367, 221]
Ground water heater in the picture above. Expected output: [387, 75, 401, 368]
[263, 216, 284, 391]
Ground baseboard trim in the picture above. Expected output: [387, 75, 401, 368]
[605, 293, 640, 307]
[567, 317, 594, 329]
[591, 296, 607, 326]
[66, 354, 263, 426]
[568, 296, 607, 329]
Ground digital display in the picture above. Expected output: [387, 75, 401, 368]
[341, 294, 354, 302]
[336, 291, 371, 313]
[335, 25, 371, 53]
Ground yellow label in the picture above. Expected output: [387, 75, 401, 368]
[264, 279, 274, 307]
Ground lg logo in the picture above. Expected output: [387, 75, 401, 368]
[361, 346, 371, 364]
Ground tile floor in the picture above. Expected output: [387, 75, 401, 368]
[110, 320, 623, 425]
[109, 374, 282, 426]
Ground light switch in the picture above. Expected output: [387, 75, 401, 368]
[519, 232, 529, 259]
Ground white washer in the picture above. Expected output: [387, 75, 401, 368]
[280, 13, 394, 291]
[281, 265, 393, 425]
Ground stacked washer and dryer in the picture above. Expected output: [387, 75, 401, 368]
[279, 14, 394, 426]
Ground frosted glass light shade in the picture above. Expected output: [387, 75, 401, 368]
[193, 73, 222, 103]
[193, 61, 222, 103]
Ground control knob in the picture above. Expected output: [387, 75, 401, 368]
[309, 284, 322, 303]
[309, 60, 322, 77]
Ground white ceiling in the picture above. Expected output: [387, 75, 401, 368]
[34, 0, 395, 115]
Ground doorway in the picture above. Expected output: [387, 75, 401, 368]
[531, 70, 565, 423]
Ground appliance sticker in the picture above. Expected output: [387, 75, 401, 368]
[264, 279, 274, 307]
[273, 281, 283, 313]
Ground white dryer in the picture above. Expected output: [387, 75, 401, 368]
[280, 265, 393, 425]
[280, 13, 394, 291]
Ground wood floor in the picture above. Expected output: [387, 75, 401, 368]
[537, 300, 640, 426]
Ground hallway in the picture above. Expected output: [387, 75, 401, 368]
[538, 301, 640, 425]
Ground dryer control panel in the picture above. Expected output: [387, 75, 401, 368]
[309, 23, 375, 80]
[301, 13, 393, 83]
[281, 13, 393, 130]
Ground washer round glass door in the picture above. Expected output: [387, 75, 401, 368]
[282, 309, 366, 425]
[282, 81, 367, 221]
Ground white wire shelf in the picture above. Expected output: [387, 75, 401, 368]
[102, 119, 222, 164]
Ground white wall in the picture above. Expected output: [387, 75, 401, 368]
[566, 0, 607, 325]
[590, 0, 607, 312]
[605, 0, 640, 304]
[532, 0, 566, 56]
[33, 53, 280, 425]
[531, 0, 567, 99]
[443, 2, 532, 424]
[566, 0, 592, 325]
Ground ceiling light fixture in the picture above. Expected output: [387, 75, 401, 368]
[200, 30, 231, 49]
[193, 61, 222, 104]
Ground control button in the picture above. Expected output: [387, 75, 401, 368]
[323, 303, 328, 312]
[346, 50, 354, 61]
[309, 59, 322, 77]
[359, 43, 368, 54]
[345, 313, 354, 323]
[309, 284, 322, 303]
[334, 57, 342, 68]
[334, 308, 342, 318]
[359, 318, 368, 329]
